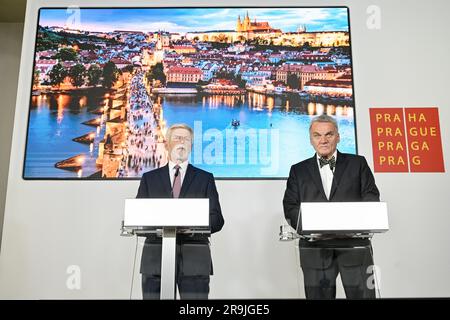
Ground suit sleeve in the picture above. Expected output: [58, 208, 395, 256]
[136, 174, 149, 198]
[360, 157, 380, 201]
[283, 165, 301, 230]
[206, 173, 224, 234]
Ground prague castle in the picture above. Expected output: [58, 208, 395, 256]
[185, 12, 349, 47]
[236, 12, 280, 33]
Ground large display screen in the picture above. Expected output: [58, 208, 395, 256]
[24, 7, 357, 179]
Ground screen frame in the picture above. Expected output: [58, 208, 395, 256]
[22, 5, 358, 181]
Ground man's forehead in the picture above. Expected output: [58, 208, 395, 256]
[310, 122, 336, 132]
[172, 128, 190, 135]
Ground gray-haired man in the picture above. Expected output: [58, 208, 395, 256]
[283, 114, 380, 299]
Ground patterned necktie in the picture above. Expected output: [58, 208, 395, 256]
[319, 156, 336, 170]
[172, 165, 181, 198]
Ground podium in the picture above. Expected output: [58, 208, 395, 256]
[122, 198, 210, 299]
[280, 202, 389, 242]
[280, 202, 389, 298]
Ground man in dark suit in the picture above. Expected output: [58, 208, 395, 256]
[283, 114, 380, 299]
[136, 124, 224, 300]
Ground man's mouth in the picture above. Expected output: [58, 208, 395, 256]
[176, 145, 186, 151]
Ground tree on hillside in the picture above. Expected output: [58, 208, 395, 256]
[145, 62, 166, 85]
[102, 61, 119, 89]
[48, 63, 67, 87]
[69, 64, 86, 87]
[55, 47, 78, 61]
[87, 64, 102, 87]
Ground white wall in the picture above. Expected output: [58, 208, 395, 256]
[0, 0, 449, 299]
[0, 22, 23, 249]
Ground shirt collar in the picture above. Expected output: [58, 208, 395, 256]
[169, 160, 188, 172]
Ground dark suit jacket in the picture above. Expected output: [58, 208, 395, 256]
[283, 151, 380, 265]
[136, 163, 224, 275]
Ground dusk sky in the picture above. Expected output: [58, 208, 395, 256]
[39, 8, 349, 33]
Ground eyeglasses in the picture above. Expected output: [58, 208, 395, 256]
[311, 132, 337, 140]
[172, 135, 192, 142]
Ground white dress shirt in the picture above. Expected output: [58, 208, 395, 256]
[168, 160, 188, 187]
[317, 150, 337, 200]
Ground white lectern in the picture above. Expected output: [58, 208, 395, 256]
[123, 198, 209, 300]
[280, 202, 389, 241]
[279, 202, 389, 299]
[300, 202, 389, 236]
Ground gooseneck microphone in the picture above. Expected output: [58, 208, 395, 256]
[329, 162, 335, 174]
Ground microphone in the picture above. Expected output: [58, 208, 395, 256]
[329, 162, 335, 174]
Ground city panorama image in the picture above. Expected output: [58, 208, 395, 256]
[24, 7, 357, 179]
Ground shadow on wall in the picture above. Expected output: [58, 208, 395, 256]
[0, 22, 24, 250]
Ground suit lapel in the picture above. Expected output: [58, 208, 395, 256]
[179, 164, 197, 198]
[329, 151, 349, 200]
[158, 164, 173, 197]
[306, 155, 328, 200]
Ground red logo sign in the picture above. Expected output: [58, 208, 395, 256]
[369, 107, 445, 173]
